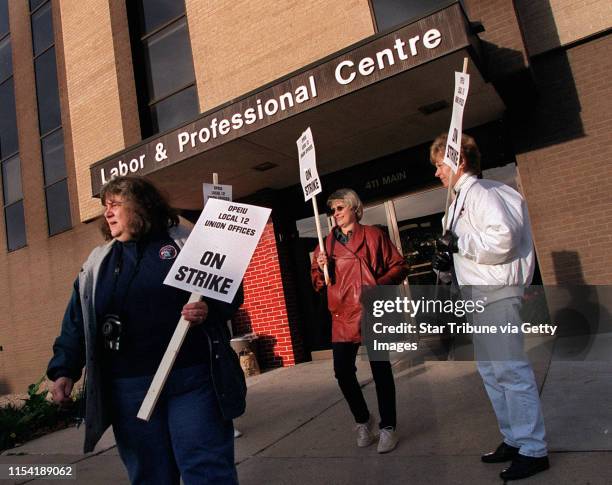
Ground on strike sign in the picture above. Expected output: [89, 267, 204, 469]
[442, 71, 470, 172]
[164, 199, 271, 303]
[297, 127, 322, 201]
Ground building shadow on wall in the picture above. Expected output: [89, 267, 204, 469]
[0, 378, 8, 396]
[469, 0, 584, 154]
[509, 0, 584, 152]
[548, 251, 610, 360]
[233, 308, 283, 369]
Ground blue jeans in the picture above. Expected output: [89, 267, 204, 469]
[473, 297, 548, 458]
[109, 364, 237, 485]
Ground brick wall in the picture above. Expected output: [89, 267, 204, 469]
[233, 221, 304, 368]
[464, 0, 528, 79]
[515, 0, 611, 56]
[0, 0, 104, 394]
[57, 0, 139, 221]
[185, 0, 375, 111]
[514, 34, 612, 284]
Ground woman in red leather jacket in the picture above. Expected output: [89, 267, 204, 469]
[311, 188, 407, 454]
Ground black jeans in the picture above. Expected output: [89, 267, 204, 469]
[332, 342, 396, 429]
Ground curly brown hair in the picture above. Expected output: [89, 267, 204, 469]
[99, 176, 179, 241]
[429, 133, 481, 175]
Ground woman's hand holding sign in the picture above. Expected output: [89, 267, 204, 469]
[317, 252, 328, 271]
[181, 300, 209, 327]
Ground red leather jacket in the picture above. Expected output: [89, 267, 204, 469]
[311, 223, 408, 343]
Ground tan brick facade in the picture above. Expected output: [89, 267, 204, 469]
[0, 1, 102, 394]
[57, 0, 139, 222]
[515, 0, 611, 56]
[515, 35, 612, 284]
[464, 0, 528, 78]
[185, 0, 375, 111]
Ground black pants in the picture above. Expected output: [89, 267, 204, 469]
[332, 342, 396, 429]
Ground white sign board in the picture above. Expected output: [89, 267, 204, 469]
[297, 127, 322, 201]
[203, 182, 232, 206]
[164, 199, 271, 303]
[442, 72, 470, 173]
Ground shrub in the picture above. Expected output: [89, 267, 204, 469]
[0, 375, 83, 452]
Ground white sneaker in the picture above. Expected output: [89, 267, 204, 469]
[355, 415, 377, 447]
[377, 427, 398, 453]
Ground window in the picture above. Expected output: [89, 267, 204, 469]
[34, 47, 61, 134]
[127, 0, 198, 136]
[370, 0, 458, 32]
[0, 5, 27, 251]
[0, 35, 12, 81]
[0, 77, 18, 158]
[2, 156, 26, 250]
[0, 0, 8, 38]
[30, 0, 71, 235]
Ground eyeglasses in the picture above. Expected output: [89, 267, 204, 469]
[330, 205, 346, 214]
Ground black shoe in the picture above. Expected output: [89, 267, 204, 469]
[481, 442, 520, 463]
[500, 454, 550, 481]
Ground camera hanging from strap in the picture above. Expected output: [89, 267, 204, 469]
[102, 242, 144, 351]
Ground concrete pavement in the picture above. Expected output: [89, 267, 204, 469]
[1, 346, 611, 484]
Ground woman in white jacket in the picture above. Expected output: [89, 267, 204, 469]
[430, 134, 549, 482]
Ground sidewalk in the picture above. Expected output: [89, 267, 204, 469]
[1, 348, 611, 484]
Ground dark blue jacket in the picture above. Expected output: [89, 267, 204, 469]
[47, 225, 246, 453]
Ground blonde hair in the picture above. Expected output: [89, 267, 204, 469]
[327, 188, 363, 221]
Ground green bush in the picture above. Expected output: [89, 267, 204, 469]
[0, 375, 83, 452]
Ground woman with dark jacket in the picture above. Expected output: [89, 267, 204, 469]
[47, 176, 245, 485]
[311, 188, 407, 454]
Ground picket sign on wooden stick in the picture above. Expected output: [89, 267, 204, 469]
[442, 57, 469, 235]
[137, 171, 226, 421]
[297, 127, 330, 285]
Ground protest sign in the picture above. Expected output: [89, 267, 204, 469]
[442, 70, 470, 172]
[297, 127, 322, 201]
[203, 182, 232, 206]
[138, 198, 270, 421]
[440, 59, 470, 239]
[296, 127, 329, 285]
[164, 199, 271, 303]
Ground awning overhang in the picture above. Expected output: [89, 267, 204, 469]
[90, 2, 505, 209]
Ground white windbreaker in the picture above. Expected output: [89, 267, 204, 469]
[446, 174, 535, 295]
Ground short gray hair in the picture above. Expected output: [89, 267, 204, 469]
[327, 188, 363, 221]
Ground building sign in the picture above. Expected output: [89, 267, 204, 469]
[91, 3, 473, 195]
[164, 199, 271, 303]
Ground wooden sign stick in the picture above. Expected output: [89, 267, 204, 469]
[312, 195, 330, 285]
[137, 292, 201, 420]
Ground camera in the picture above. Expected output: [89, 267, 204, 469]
[101, 314, 122, 351]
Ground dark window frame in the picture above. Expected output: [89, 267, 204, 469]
[126, 1, 198, 137]
[1, 153, 26, 252]
[368, 0, 462, 33]
[0, 11, 27, 251]
[0, 32, 13, 84]
[29, 0, 71, 236]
